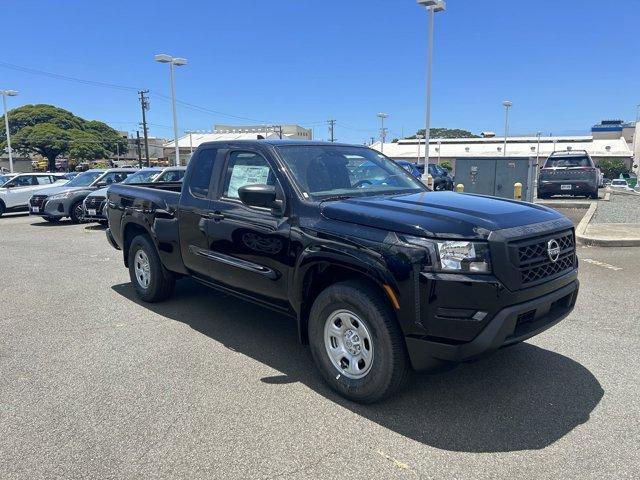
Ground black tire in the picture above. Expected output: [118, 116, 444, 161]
[69, 200, 84, 224]
[0, 201, 5, 217]
[589, 190, 599, 199]
[128, 234, 175, 302]
[308, 280, 409, 403]
[44, 217, 60, 223]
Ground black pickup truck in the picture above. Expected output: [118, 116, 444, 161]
[106, 140, 579, 403]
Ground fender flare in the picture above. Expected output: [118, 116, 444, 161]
[291, 244, 400, 344]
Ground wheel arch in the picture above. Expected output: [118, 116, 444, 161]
[294, 254, 400, 345]
[122, 221, 152, 268]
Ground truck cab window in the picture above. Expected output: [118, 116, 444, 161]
[189, 148, 218, 198]
[222, 151, 276, 199]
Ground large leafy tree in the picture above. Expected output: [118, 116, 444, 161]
[407, 128, 479, 139]
[0, 104, 127, 171]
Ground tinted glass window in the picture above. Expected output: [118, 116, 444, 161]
[66, 171, 103, 187]
[276, 145, 424, 200]
[35, 176, 53, 185]
[189, 149, 217, 198]
[222, 151, 276, 199]
[123, 170, 161, 184]
[545, 156, 592, 168]
[98, 171, 134, 185]
[11, 175, 36, 186]
[158, 170, 185, 182]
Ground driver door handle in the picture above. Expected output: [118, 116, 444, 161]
[202, 212, 225, 221]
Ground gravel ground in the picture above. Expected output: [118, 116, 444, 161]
[1, 214, 639, 479]
[592, 194, 640, 224]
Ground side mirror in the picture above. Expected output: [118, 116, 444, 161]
[95, 182, 107, 188]
[238, 184, 279, 210]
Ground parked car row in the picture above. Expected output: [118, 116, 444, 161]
[0, 167, 186, 221]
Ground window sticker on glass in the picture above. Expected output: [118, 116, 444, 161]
[228, 165, 271, 198]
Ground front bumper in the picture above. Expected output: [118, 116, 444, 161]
[29, 199, 70, 218]
[406, 279, 579, 369]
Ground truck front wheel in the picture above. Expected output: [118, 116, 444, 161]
[308, 280, 409, 403]
[128, 234, 175, 302]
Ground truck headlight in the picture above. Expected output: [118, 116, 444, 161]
[436, 241, 491, 273]
[402, 236, 492, 274]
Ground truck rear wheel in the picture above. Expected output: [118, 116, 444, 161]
[308, 280, 409, 403]
[128, 234, 175, 302]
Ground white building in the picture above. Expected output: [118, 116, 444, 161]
[213, 124, 312, 140]
[373, 132, 635, 174]
[164, 131, 282, 165]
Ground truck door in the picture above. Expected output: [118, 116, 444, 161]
[178, 147, 223, 280]
[206, 149, 291, 309]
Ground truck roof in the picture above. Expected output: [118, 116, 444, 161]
[198, 139, 363, 148]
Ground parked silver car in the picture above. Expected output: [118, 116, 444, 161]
[29, 168, 136, 223]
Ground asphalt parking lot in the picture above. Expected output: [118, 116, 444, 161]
[1, 212, 639, 479]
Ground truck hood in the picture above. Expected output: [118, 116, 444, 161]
[320, 191, 566, 240]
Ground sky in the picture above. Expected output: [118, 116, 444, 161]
[2, 0, 639, 144]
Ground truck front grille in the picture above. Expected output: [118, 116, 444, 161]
[510, 230, 576, 288]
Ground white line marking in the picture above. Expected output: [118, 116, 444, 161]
[581, 258, 623, 271]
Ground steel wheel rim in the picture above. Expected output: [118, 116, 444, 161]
[323, 309, 374, 379]
[134, 249, 151, 289]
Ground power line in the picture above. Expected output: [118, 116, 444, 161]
[0, 61, 140, 92]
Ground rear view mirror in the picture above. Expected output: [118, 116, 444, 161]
[238, 184, 279, 210]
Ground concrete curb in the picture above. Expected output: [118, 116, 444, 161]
[575, 201, 640, 247]
[536, 201, 591, 209]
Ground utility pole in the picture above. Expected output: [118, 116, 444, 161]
[138, 90, 151, 167]
[377, 113, 389, 153]
[135, 131, 143, 169]
[328, 119, 336, 142]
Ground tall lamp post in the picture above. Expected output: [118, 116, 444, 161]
[377, 112, 389, 153]
[154, 54, 187, 166]
[417, 0, 446, 181]
[415, 134, 424, 163]
[1, 89, 19, 173]
[502, 100, 512, 157]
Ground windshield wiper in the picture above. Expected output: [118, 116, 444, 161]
[319, 195, 354, 203]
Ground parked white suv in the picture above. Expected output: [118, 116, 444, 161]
[0, 173, 67, 217]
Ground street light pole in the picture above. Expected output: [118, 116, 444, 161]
[416, 134, 424, 163]
[502, 100, 513, 157]
[417, 0, 445, 181]
[377, 112, 388, 153]
[1, 89, 18, 173]
[155, 54, 187, 166]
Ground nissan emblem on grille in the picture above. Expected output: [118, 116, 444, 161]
[547, 239, 560, 263]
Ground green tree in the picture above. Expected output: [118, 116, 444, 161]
[0, 104, 127, 171]
[440, 160, 453, 171]
[597, 159, 628, 179]
[408, 128, 479, 139]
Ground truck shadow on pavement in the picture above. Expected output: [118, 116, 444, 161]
[112, 278, 604, 454]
